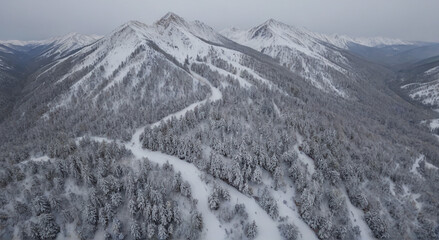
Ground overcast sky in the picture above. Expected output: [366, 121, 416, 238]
[1, 0, 438, 42]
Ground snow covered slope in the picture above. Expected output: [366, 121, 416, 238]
[39, 33, 102, 59]
[319, 34, 413, 49]
[221, 20, 418, 97]
[38, 12, 291, 115]
[399, 57, 439, 109]
[0, 33, 101, 60]
[221, 20, 354, 97]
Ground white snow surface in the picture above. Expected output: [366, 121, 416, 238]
[428, 119, 439, 131]
[410, 154, 439, 172]
[401, 66, 439, 107]
[20, 155, 51, 165]
[405, 80, 439, 106]
[425, 66, 439, 76]
[270, 182, 318, 240]
[411, 155, 424, 177]
[343, 189, 376, 240]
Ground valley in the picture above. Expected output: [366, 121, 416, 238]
[0, 12, 438, 240]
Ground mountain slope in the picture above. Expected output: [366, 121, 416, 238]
[0, 33, 101, 122]
[222, 20, 359, 97]
[318, 34, 413, 49]
[396, 56, 439, 109]
[0, 13, 438, 240]
[0, 33, 101, 59]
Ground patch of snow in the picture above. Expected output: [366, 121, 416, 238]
[425, 161, 439, 170]
[293, 134, 316, 175]
[402, 185, 423, 211]
[20, 155, 51, 165]
[425, 66, 439, 76]
[270, 183, 318, 240]
[410, 155, 424, 177]
[273, 102, 281, 116]
[405, 79, 439, 107]
[428, 119, 439, 131]
[385, 177, 396, 196]
[343, 189, 375, 240]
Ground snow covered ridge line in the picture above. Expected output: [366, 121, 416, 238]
[221, 18, 353, 97]
[0, 32, 102, 47]
[221, 20, 413, 50]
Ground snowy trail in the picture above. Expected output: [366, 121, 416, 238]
[89, 70, 284, 239]
[126, 70, 225, 239]
[217, 182, 282, 240]
[145, 71, 222, 129]
[127, 142, 224, 239]
[343, 189, 375, 240]
[271, 185, 318, 240]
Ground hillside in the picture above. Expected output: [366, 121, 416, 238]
[0, 13, 438, 240]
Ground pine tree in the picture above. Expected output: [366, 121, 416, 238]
[128, 198, 138, 217]
[32, 195, 51, 216]
[158, 224, 168, 240]
[252, 165, 262, 184]
[130, 221, 142, 240]
[273, 166, 283, 190]
[147, 223, 156, 239]
[208, 193, 220, 210]
[113, 219, 122, 236]
[37, 214, 60, 240]
[245, 220, 258, 239]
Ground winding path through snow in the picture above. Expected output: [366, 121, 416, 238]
[90, 70, 284, 239]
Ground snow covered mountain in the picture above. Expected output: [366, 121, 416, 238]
[34, 12, 296, 125]
[222, 20, 358, 97]
[222, 23, 413, 50]
[0, 32, 101, 122]
[318, 34, 413, 49]
[0, 32, 101, 60]
[221, 20, 421, 97]
[1, 13, 439, 240]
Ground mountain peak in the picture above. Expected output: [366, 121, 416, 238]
[155, 12, 188, 29]
[54, 32, 101, 44]
[265, 18, 278, 25]
[250, 20, 278, 39]
[119, 20, 145, 30]
[112, 20, 147, 36]
[261, 18, 289, 28]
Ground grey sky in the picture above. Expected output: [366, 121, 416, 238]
[1, 0, 438, 42]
